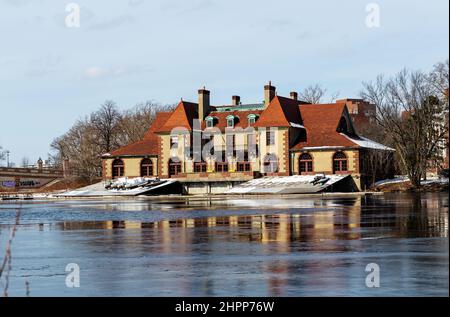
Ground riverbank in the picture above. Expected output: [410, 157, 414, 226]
[373, 177, 449, 192]
[1, 191, 383, 203]
[2, 176, 447, 201]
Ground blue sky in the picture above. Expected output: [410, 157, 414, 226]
[0, 0, 448, 165]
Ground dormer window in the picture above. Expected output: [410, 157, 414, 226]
[226, 115, 235, 128]
[247, 114, 258, 126]
[205, 116, 215, 128]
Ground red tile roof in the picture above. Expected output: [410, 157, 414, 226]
[202, 110, 264, 131]
[291, 103, 359, 150]
[158, 101, 198, 132]
[143, 112, 172, 139]
[110, 112, 172, 157]
[108, 95, 362, 157]
[254, 96, 302, 128]
[109, 139, 159, 156]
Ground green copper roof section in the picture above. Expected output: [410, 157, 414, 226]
[214, 103, 265, 112]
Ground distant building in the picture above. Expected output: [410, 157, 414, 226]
[102, 83, 394, 190]
[337, 99, 376, 132]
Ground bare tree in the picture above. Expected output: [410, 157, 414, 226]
[51, 118, 103, 183]
[330, 91, 341, 103]
[300, 84, 339, 104]
[90, 101, 122, 154]
[50, 100, 175, 183]
[20, 157, 30, 168]
[300, 84, 327, 104]
[429, 60, 449, 99]
[360, 65, 449, 188]
[0, 146, 5, 164]
[118, 101, 175, 145]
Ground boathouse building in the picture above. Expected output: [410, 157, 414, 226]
[102, 83, 393, 192]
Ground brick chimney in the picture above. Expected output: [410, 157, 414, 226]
[232, 95, 241, 106]
[264, 81, 276, 106]
[37, 157, 43, 171]
[198, 87, 210, 121]
[290, 91, 298, 100]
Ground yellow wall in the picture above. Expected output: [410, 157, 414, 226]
[258, 128, 288, 173]
[160, 134, 170, 176]
[103, 157, 158, 178]
[292, 150, 359, 174]
[106, 130, 361, 181]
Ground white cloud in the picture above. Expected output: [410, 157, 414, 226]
[84, 65, 154, 79]
[85, 66, 108, 79]
[89, 14, 135, 30]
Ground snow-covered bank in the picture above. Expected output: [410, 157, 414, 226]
[374, 176, 449, 192]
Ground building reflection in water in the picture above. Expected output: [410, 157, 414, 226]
[59, 194, 448, 244]
[55, 193, 448, 296]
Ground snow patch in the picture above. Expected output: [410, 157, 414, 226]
[340, 134, 395, 151]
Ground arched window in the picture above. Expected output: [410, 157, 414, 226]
[263, 154, 278, 173]
[247, 114, 258, 126]
[333, 152, 348, 173]
[226, 115, 235, 128]
[112, 159, 124, 178]
[205, 116, 216, 128]
[140, 158, 153, 177]
[299, 153, 313, 174]
[169, 159, 182, 177]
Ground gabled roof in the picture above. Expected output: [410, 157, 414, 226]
[158, 101, 198, 133]
[291, 103, 359, 150]
[254, 96, 302, 128]
[143, 112, 172, 139]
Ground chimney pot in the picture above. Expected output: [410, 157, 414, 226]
[232, 95, 241, 106]
[264, 82, 276, 106]
[198, 87, 210, 121]
[290, 91, 298, 100]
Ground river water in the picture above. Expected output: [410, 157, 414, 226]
[0, 192, 448, 297]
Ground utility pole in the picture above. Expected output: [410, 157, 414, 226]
[6, 150, 10, 167]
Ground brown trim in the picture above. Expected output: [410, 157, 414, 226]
[353, 150, 360, 173]
[158, 136, 164, 178]
[289, 147, 359, 153]
[332, 151, 349, 174]
[140, 157, 154, 177]
[168, 159, 182, 178]
[105, 154, 158, 159]
[297, 152, 314, 175]
[282, 129, 290, 175]
[101, 159, 106, 179]
[111, 159, 125, 178]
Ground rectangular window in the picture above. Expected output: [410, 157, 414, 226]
[266, 130, 275, 146]
[194, 162, 207, 173]
[216, 162, 228, 173]
[226, 134, 235, 157]
[247, 134, 258, 156]
[237, 162, 251, 172]
[170, 136, 178, 149]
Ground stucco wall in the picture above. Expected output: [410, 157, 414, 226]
[292, 150, 359, 175]
[103, 157, 158, 179]
[258, 127, 288, 174]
